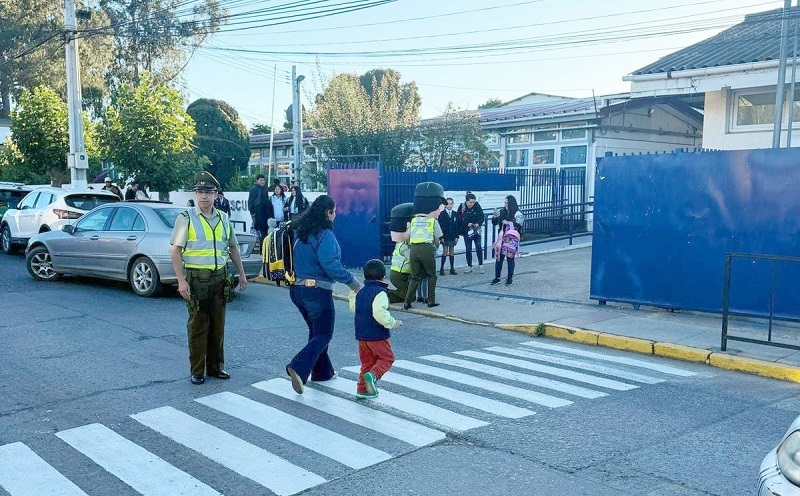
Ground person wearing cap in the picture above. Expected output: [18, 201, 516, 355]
[102, 177, 123, 200]
[170, 171, 248, 385]
[125, 180, 138, 201]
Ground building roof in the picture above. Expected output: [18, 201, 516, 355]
[631, 8, 789, 76]
[476, 93, 630, 126]
[249, 129, 317, 147]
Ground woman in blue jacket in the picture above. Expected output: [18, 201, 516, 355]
[286, 195, 362, 394]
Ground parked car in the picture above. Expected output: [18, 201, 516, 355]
[25, 202, 262, 296]
[759, 414, 800, 495]
[0, 182, 33, 218]
[1, 186, 121, 254]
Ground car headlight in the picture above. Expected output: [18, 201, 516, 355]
[778, 431, 800, 486]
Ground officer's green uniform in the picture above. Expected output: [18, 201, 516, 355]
[170, 172, 239, 380]
[389, 241, 411, 303]
[404, 216, 442, 307]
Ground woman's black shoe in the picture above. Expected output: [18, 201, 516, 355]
[505, 279, 513, 285]
[403, 303, 412, 310]
[490, 278, 501, 285]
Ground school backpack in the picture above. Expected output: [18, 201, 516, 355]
[494, 225, 521, 259]
[262, 222, 295, 284]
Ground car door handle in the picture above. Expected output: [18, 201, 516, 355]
[126, 236, 137, 241]
[90, 235, 100, 240]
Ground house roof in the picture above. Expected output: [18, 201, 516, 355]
[249, 129, 317, 147]
[476, 93, 630, 125]
[631, 8, 790, 76]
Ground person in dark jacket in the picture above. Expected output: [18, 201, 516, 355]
[348, 259, 402, 399]
[491, 195, 525, 285]
[285, 195, 362, 394]
[438, 197, 460, 275]
[284, 185, 309, 221]
[248, 175, 270, 238]
[457, 192, 485, 274]
[214, 190, 231, 215]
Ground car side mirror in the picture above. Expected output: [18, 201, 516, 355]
[62, 225, 75, 234]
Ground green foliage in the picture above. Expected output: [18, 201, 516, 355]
[186, 98, 250, 188]
[478, 98, 504, 109]
[250, 123, 272, 135]
[534, 323, 546, 337]
[0, 139, 46, 184]
[226, 172, 261, 193]
[9, 86, 69, 185]
[307, 69, 420, 170]
[412, 102, 497, 171]
[102, 73, 197, 200]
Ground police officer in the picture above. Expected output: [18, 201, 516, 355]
[403, 213, 443, 309]
[170, 172, 248, 385]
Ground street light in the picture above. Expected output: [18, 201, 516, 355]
[292, 66, 305, 186]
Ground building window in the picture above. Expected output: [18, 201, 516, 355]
[250, 149, 261, 159]
[736, 92, 775, 126]
[560, 145, 587, 165]
[561, 128, 586, 140]
[534, 130, 557, 142]
[506, 149, 528, 167]
[508, 133, 530, 144]
[531, 149, 555, 165]
[276, 148, 288, 158]
[485, 134, 499, 146]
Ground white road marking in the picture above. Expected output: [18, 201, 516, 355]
[420, 354, 607, 399]
[313, 376, 488, 432]
[0, 442, 88, 496]
[253, 378, 445, 447]
[196, 392, 391, 469]
[56, 423, 219, 496]
[130, 406, 326, 496]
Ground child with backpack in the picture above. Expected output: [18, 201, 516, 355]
[349, 259, 403, 399]
[491, 195, 524, 286]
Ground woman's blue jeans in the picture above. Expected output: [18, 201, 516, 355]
[465, 236, 484, 267]
[288, 285, 336, 382]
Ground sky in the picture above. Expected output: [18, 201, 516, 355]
[180, 0, 788, 130]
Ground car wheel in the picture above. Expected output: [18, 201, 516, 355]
[26, 246, 60, 281]
[129, 256, 161, 297]
[1, 224, 14, 254]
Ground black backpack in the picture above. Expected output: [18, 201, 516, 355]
[262, 222, 295, 285]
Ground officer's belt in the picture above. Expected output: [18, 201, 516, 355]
[294, 278, 335, 290]
[186, 267, 226, 275]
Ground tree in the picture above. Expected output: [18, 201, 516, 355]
[282, 103, 305, 131]
[8, 86, 69, 185]
[186, 98, 250, 188]
[478, 98, 504, 109]
[307, 69, 420, 170]
[413, 102, 497, 172]
[102, 0, 226, 88]
[102, 73, 198, 200]
[250, 123, 272, 135]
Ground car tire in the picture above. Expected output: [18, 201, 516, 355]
[1, 224, 15, 254]
[129, 256, 161, 297]
[26, 246, 60, 281]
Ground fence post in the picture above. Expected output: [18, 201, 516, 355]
[721, 254, 732, 351]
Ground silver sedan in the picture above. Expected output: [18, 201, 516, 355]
[25, 202, 263, 296]
[759, 414, 800, 495]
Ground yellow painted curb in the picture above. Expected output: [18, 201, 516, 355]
[709, 353, 800, 383]
[252, 276, 271, 284]
[496, 324, 541, 336]
[598, 333, 654, 354]
[545, 325, 600, 345]
[654, 342, 710, 363]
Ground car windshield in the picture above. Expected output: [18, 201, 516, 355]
[154, 207, 187, 228]
[64, 194, 120, 211]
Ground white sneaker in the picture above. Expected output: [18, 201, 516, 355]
[464, 267, 473, 273]
[479, 265, 485, 274]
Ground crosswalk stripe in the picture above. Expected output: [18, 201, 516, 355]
[55, 423, 219, 496]
[196, 392, 391, 469]
[520, 341, 697, 376]
[253, 379, 446, 447]
[342, 367, 535, 418]
[0, 442, 88, 496]
[313, 376, 489, 432]
[455, 349, 638, 391]
[387, 360, 574, 408]
[481, 347, 664, 384]
[420, 354, 608, 399]
[130, 406, 326, 496]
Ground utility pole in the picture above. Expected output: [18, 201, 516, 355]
[292, 65, 305, 186]
[64, 0, 88, 189]
[773, 0, 793, 148]
[268, 64, 276, 179]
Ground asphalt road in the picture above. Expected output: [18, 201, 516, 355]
[0, 252, 798, 496]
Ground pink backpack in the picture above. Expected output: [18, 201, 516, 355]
[494, 225, 521, 258]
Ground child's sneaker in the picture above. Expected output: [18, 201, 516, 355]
[364, 371, 377, 396]
[355, 391, 378, 400]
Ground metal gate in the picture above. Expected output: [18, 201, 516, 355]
[511, 167, 587, 235]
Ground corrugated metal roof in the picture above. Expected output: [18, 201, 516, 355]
[475, 94, 629, 125]
[631, 8, 790, 76]
[249, 129, 317, 146]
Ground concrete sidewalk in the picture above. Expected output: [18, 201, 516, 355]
[371, 242, 800, 383]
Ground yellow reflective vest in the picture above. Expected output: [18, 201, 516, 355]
[183, 209, 230, 270]
[408, 217, 435, 244]
[391, 242, 410, 274]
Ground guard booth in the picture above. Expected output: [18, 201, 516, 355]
[326, 158, 516, 268]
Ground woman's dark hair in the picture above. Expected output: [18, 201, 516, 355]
[506, 195, 519, 219]
[293, 194, 335, 241]
[465, 193, 476, 202]
[291, 185, 305, 199]
[363, 259, 386, 280]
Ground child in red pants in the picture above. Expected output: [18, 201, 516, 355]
[349, 259, 403, 399]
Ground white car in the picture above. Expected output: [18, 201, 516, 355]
[1, 186, 120, 254]
[759, 414, 800, 495]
